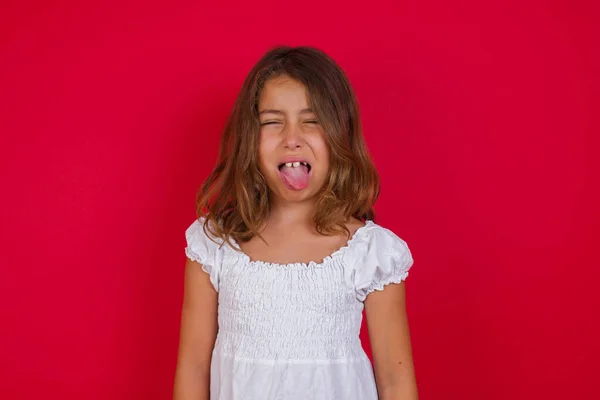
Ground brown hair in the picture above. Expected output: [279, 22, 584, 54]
[196, 45, 380, 245]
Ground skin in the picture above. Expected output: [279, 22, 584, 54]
[173, 75, 418, 399]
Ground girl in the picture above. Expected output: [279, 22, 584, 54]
[174, 46, 418, 400]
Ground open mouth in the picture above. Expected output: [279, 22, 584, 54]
[277, 161, 312, 173]
[277, 161, 312, 191]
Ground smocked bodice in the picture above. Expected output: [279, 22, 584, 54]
[184, 218, 414, 399]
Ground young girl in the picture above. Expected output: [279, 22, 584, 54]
[174, 46, 418, 400]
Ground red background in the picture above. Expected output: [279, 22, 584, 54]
[1, 1, 598, 399]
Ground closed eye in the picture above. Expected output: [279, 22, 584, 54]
[304, 120, 319, 124]
[260, 121, 282, 126]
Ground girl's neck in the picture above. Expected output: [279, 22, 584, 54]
[267, 198, 317, 230]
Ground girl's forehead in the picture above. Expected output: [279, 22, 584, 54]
[258, 77, 312, 111]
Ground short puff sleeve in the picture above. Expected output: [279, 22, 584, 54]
[352, 226, 414, 302]
[185, 218, 224, 292]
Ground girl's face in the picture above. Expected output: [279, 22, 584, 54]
[257, 75, 330, 204]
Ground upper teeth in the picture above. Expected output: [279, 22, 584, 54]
[285, 162, 307, 168]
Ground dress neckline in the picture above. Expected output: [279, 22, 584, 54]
[228, 220, 375, 269]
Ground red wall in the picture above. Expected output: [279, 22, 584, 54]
[1, 1, 598, 399]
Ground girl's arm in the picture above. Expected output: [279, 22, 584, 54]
[365, 282, 418, 400]
[173, 258, 218, 400]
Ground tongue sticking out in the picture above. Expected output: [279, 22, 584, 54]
[279, 164, 310, 191]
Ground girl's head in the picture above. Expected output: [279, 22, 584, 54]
[198, 46, 380, 242]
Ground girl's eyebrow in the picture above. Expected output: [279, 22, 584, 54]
[258, 109, 284, 115]
[258, 108, 314, 115]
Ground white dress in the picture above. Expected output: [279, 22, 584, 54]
[185, 218, 414, 400]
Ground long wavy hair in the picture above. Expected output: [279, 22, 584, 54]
[196, 46, 380, 246]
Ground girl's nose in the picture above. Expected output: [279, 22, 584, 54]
[283, 125, 302, 149]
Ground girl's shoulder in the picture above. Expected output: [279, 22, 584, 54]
[349, 220, 411, 255]
[185, 215, 222, 240]
[184, 217, 228, 262]
[345, 220, 414, 300]
[184, 216, 228, 292]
